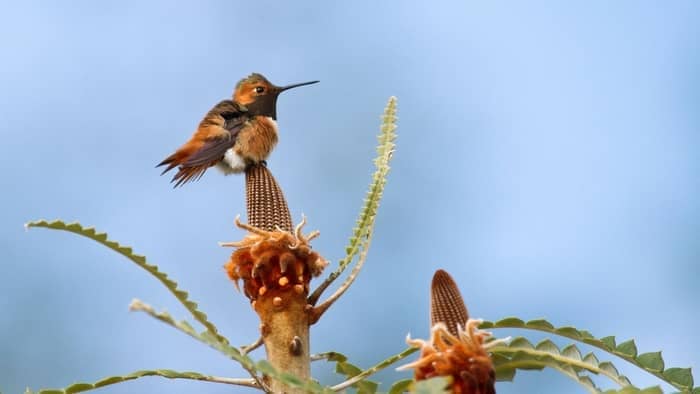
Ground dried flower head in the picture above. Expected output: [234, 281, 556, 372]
[222, 216, 328, 302]
[398, 320, 507, 394]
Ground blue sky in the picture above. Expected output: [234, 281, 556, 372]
[1, 1, 698, 393]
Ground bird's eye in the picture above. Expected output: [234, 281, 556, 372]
[255, 86, 265, 93]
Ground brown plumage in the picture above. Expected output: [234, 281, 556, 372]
[158, 73, 318, 187]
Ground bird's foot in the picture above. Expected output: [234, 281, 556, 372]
[244, 160, 267, 172]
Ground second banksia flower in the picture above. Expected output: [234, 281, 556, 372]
[399, 270, 508, 394]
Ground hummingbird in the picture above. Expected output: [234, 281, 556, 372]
[158, 73, 319, 187]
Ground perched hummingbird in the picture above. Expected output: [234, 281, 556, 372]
[158, 73, 319, 187]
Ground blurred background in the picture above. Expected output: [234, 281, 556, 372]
[1, 1, 698, 393]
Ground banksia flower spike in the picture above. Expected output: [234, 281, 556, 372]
[245, 165, 292, 232]
[431, 269, 469, 337]
[221, 164, 328, 393]
[398, 270, 508, 394]
[222, 215, 328, 303]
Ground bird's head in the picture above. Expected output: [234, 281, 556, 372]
[233, 73, 319, 119]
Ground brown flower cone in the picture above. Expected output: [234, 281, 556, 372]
[245, 164, 292, 232]
[398, 270, 497, 394]
[226, 165, 326, 393]
[431, 269, 469, 336]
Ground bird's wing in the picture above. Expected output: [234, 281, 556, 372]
[160, 100, 249, 187]
[182, 105, 248, 167]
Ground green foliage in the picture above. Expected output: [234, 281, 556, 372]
[25, 220, 230, 347]
[334, 361, 380, 393]
[26, 370, 242, 394]
[491, 338, 617, 393]
[602, 387, 663, 394]
[412, 377, 451, 393]
[342, 95, 397, 269]
[386, 377, 451, 394]
[494, 337, 630, 385]
[481, 317, 695, 392]
[24, 220, 265, 389]
[127, 300, 255, 370]
[316, 347, 418, 392]
[308, 96, 398, 305]
[255, 361, 331, 394]
[389, 379, 415, 394]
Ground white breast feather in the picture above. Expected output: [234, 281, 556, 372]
[216, 149, 247, 174]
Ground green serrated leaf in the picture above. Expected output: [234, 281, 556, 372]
[509, 337, 534, 349]
[555, 326, 582, 339]
[583, 352, 600, 367]
[331, 347, 417, 392]
[336, 361, 362, 376]
[412, 377, 450, 394]
[256, 360, 275, 374]
[157, 369, 180, 378]
[256, 360, 327, 393]
[599, 361, 621, 378]
[577, 375, 597, 392]
[508, 351, 549, 370]
[637, 352, 664, 373]
[25, 219, 230, 347]
[388, 379, 413, 394]
[308, 97, 397, 307]
[316, 351, 348, 363]
[526, 319, 554, 330]
[616, 340, 638, 358]
[618, 375, 632, 386]
[561, 344, 582, 361]
[494, 367, 517, 382]
[536, 339, 560, 355]
[483, 317, 693, 392]
[279, 373, 303, 386]
[578, 330, 595, 339]
[357, 380, 379, 394]
[601, 336, 617, 349]
[93, 376, 123, 387]
[577, 338, 605, 350]
[127, 370, 149, 378]
[478, 321, 495, 329]
[662, 367, 694, 389]
[496, 317, 525, 327]
[603, 386, 663, 394]
[64, 383, 94, 393]
[491, 349, 600, 392]
[492, 339, 635, 389]
[335, 361, 380, 393]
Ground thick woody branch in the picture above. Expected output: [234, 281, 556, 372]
[235, 165, 322, 394]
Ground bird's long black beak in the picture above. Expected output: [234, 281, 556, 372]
[278, 80, 320, 92]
